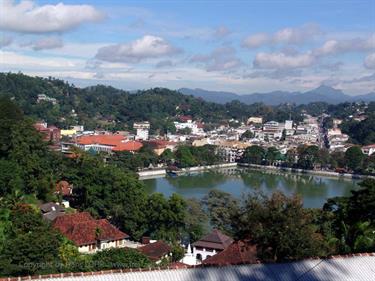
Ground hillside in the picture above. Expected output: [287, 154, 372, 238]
[1, 73, 372, 132]
[179, 86, 375, 105]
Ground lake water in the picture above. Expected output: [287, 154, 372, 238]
[141, 168, 360, 208]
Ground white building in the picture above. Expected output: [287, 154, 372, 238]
[362, 144, 375, 156]
[192, 229, 234, 262]
[134, 122, 150, 140]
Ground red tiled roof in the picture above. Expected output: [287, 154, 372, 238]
[193, 229, 233, 250]
[77, 135, 143, 152]
[202, 240, 258, 266]
[53, 212, 128, 246]
[77, 135, 125, 146]
[112, 141, 143, 151]
[139, 241, 172, 261]
[179, 115, 192, 122]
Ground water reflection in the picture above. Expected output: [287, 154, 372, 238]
[141, 168, 360, 208]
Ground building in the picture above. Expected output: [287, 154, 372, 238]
[37, 94, 57, 105]
[138, 240, 172, 264]
[76, 135, 143, 153]
[134, 122, 150, 140]
[53, 212, 129, 253]
[34, 122, 61, 144]
[285, 120, 293, 130]
[362, 144, 375, 156]
[216, 141, 250, 163]
[192, 229, 234, 261]
[247, 116, 263, 124]
[202, 240, 257, 265]
[40, 202, 65, 221]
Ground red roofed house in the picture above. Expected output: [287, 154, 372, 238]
[202, 240, 257, 266]
[192, 229, 233, 262]
[76, 134, 143, 153]
[138, 240, 172, 264]
[53, 212, 129, 253]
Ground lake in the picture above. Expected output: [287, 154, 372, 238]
[141, 168, 360, 208]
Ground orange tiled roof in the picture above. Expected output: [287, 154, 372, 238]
[77, 135, 143, 152]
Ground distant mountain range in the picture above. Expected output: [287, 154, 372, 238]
[179, 85, 375, 105]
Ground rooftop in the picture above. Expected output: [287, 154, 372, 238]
[138, 241, 172, 261]
[193, 229, 234, 250]
[53, 212, 129, 246]
[5, 253, 374, 281]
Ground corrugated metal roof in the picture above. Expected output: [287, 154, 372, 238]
[36, 255, 375, 281]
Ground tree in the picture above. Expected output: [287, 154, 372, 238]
[159, 149, 174, 165]
[264, 147, 281, 166]
[145, 193, 186, 242]
[175, 146, 197, 168]
[184, 198, 208, 242]
[297, 145, 319, 170]
[202, 189, 239, 235]
[234, 192, 326, 261]
[241, 145, 265, 165]
[92, 248, 151, 270]
[0, 204, 63, 276]
[240, 130, 254, 140]
[323, 179, 375, 253]
[345, 146, 365, 172]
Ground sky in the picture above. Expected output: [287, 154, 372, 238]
[0, 0, 374, 95]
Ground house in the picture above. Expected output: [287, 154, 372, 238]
[192, 229, 234, 261]
[362, 144, 375, 156]
[247, 116, 263, 124]
[52, 212, 129, 253]
[202, 240, 257, 265]
[76, 135, 143, 153]
[34, 122, 61, 144]
[138, 240, 172, 263]
[39, 202, 65, 221]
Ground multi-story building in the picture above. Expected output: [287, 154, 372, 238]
[134, 122, 150, 140]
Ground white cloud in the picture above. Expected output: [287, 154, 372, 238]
[190, 46, 243, 72]
[155, 60, 174, 68]
[0, 35, 13, 47]
[0, 50, 80, 68]
[242, 33, 269, 48]
[314, 34, 375, 56]
[95, 35, 182, 63]
[213, 26, 231, 38]
[0, 0, 104, 33]
[274, 24, 321, 44]
[253, 52, 315, 69]
[243, 23, 321, 48]
[28, 37, 64, 51]
[364, 53, 375, 69]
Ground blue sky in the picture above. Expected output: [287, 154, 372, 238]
[0, 0, 374, 94]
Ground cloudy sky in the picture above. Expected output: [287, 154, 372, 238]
[0, 0, 374, 95]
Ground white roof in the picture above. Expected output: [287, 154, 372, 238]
[34, 255, 375, 281]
